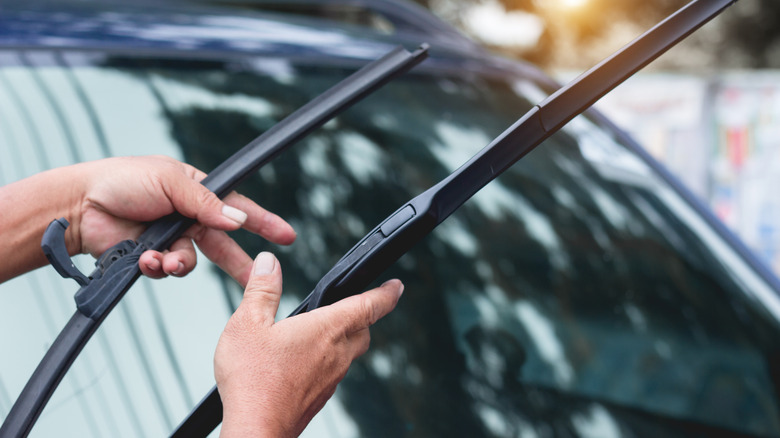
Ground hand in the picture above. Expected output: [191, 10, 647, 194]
[76, 156, 296, 286]
[214, 252, 403, 437]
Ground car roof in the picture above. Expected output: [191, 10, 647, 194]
[0, 0, 554, 85]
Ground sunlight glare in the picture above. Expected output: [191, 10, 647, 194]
[560, 0, 588, 9]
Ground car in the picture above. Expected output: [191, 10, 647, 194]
[1, 0, 779, 437]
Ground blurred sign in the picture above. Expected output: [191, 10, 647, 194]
[596, 71, 780, 275]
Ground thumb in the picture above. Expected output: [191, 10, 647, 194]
[326, 279, 404, 335]
[239, 252, 283, 324]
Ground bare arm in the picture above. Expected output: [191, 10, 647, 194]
[1, 156, 403, 436]
[0, 155, 296, 284]
[0, 164, 85, 282]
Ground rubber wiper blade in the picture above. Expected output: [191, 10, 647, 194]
[174, 1, 737, 436]
[302, 0, 737, 310]
[0, 44, 428, 438]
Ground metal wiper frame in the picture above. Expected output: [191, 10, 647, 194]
[0, 44, 429, 438]
[173, 0, 737, 435]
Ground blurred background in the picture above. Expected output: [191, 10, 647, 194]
[413, 0, 780, 274]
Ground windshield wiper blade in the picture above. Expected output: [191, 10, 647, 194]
[300, 0, 738, 310]
[174, 0, 737, 436]
[0, 44, 428, 438]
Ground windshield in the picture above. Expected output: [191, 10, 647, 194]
[1, 50, 780, 437]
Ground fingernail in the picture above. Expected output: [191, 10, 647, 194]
[382, 279, 404, 296]
[222, 205, 248, 225]
[145, 258, 161, 272]
[171, 262, 184, 276]
[254, 252, 276, 276]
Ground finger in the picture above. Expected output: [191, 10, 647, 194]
[163, 172, 249, 231]
[194, 228, 254, 286]
[162, 237, 197, 276]
[139, 251, 167, 279]
[224, 193, 296, 245]
[168, 160, 295, 242]
[240, 252, 283, 324]
[323, 279, 404, 335]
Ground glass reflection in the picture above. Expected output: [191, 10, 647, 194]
[2, 52, 780, 437]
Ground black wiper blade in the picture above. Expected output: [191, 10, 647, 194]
[0, 44, 428, 438]
[303, 0, 738, 310]
[174, 0, 737, 436]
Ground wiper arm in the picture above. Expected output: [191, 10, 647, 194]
[0, 44, 429, 438]
[174, 0, 737, 436]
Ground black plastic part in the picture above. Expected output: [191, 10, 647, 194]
[174, 1, 738, 437]
[380, 205, 415, 237]
[169, 388, 222, 438]
[41, 218, 89, 286]
[74, 241, 142, 319]
[1, 45, 429, 438]
[299, 106, 545, 311]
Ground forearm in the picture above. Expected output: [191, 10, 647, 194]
[0, 165, 85, 283]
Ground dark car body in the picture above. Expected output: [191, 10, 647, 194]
[1, 1, 780, 437]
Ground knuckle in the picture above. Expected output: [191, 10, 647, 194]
[354, 330, 371, 358]
[243, 278, 280, 305]
[189, 224, 210, 242]
[322, 316, 349, 345]
[358, 295, 377, 327]
[197, 189, 219, 209]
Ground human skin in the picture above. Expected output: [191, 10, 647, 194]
[0, 156, 404, 436]
[215, 252, 403, 437]
[0, 155, 296, 284]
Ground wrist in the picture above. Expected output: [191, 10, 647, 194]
[39, 165, 89, 259]
[220, 399, 290, 438]
[51, 163, 90, 256]
[0, 163, 89, 282]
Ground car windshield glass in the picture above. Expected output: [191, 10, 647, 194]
[1, 51, 780, 437]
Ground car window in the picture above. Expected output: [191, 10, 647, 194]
[1, 50, 780, 437]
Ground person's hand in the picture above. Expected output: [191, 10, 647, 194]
[214, 252, 403, 437]
[76, 156, 296, 286]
